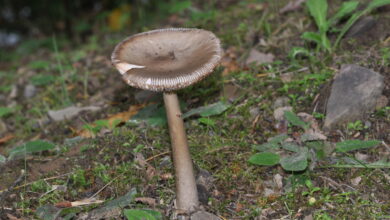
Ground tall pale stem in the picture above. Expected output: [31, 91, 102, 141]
[163, 92, 199, 212]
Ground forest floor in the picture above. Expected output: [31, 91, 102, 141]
[0, 0, 389, 219]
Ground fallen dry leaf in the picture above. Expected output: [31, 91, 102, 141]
[6, 213, 22, 220]
[77, 104, 145, 138]
[55, 198, 104, 208]
[0, 133, 15, 145]
[135, 197, 156, 206]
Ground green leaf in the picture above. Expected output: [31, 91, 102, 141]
[367, 0, 390, 10]
[253, 142, 280, 152]
[280, 152, 308, 171]
[281, 142, 301, 153]
[104, 188, 137, 209]
[183, 101, 231, 118]
[284, 111, 309, 129]
[334, 0, 390, 49]
[328, 159, 390, 168]
[288, 47, 310, 59]
[8, 140, 56, 159]
[124, 209, 162, 220]
[328, 1, 359, 26]
[268, 134, 289, 144]
[30, 74, 57, 86]
[301, 32, 322, 44]
[0, 107, 13, 117]
[130, 104, 167, 126]
[335, 140, 380, 153]
[0, 154, 6, 164]
[306, 0, 328, 33]
[198, 117, 215, 126]
[248, 152, 280, 166]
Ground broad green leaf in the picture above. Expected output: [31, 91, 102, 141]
[268, 134, 289, 144]
[320, 33, 332, 52]
[284, 111, 309, 129]
[281, 142, 301, 153]
[30, 74, 57, 86]
[36, 204, 61, 220]
[367, 0, 390, 10]
[335, 0, 390, 48]
[198, 117, 215, 126]
[183, 101, 231, 118]
[124, 209, 161, 220]
[306, 0, 328, 33]
[0, 107, 13, 117]
[130, 104, 167, 126]
[248, 152, 280, 166]
[104, 188, 137, 209]
[0, 154, 6, 164]
[301, 32, 322, 44]
[288, 47, 310, 59]
[335, 140, 380, 153]
[280, 152, 308, 171]
[8, 140, 55, 159]
[328, 1, 359, 26]
[253, 142, 280, 152]
[329, 160, 390, 168]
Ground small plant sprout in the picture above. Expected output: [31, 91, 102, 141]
[111, 28, 222, 213]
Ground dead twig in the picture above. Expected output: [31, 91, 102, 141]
[145, 151, 170, 162]
[0, 172, 73, 194]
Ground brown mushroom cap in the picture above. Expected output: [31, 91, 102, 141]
[111, 28, 222, 92]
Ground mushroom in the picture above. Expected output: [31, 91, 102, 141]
[111, 28, 222, 213]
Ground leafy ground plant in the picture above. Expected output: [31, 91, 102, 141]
[302, 0, 390, 52]
[248, 111, 384, 171]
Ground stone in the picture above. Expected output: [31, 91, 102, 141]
[191, 211, 221, 220]
[273, 97, 290, 109]
[346, 16, 376, 38]
[249, 107, 260, 120]
[48, 106, 101, 122]
[24, 84, 37, 98]
[274, 106, 292, 121]
[324, 64, 384, 129]
[245, 49, 274, 66]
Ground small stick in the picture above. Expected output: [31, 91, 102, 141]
[0, 172, 72, 194]
[145, 151, 171, 162]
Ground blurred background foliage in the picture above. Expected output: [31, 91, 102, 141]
[0, 0, 209, 47]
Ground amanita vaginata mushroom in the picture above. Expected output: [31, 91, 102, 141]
[111, 28, 222, 213]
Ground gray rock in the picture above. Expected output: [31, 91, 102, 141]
[273, 97, 290, 109]
[274, 106, 292, 121]
[324, 64, 384, 129]
[346, 16, 376, 38]
[48, 106, 101, 122]
[249, 107, 260, 120]
[191, 211, 221, 220]
[9, 85, 18, 99]
[24, 84, 37, 98]
[246, 49, 274, 66]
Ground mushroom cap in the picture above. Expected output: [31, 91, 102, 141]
[111, 28, 222, 92]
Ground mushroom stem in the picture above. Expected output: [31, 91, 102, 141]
[163, 92, 199, 212]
